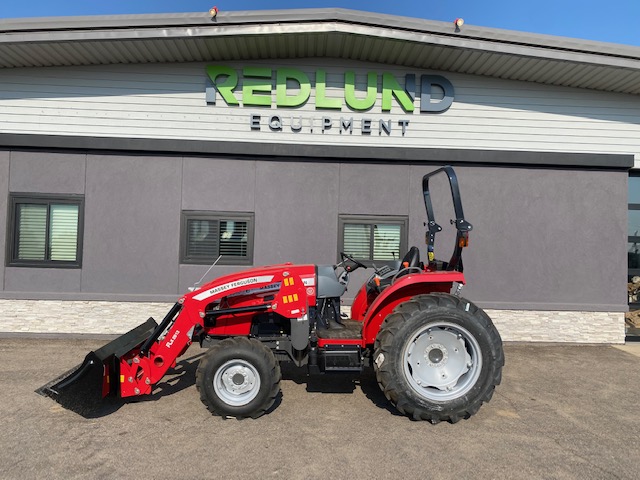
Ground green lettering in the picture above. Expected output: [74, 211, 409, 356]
[276, 68, 311, 107]
[242, 67, 272, 106]
[344, 72, 377, 111]
[382, 73, 414, 112]
[206, 65, 239, 105]
[315, 70, 342, 110]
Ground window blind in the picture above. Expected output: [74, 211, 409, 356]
[17, 204, 47, 260]
[49, 204, 79, 261]
[187, 219, 219, 259]
[185, 218, 249, 261]
[341, 217, 406, 262]
[373, 223, 401, 260]
[343, 223, 371, 259]
[219, 220, 248, 257]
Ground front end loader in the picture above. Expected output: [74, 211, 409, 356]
[38, 166, 504, 423]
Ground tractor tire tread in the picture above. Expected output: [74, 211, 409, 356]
[196, 336, 281, 420]
[374, 293, 504, 423]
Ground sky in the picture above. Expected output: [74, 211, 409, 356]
[0, 0, 639, 47]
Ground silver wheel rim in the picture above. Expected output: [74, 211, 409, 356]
[213, 359, 261, 407]
[402, 321, 482, 402]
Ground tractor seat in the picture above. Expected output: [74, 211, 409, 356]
[368, 247, 423, 293]
[402, 246, 421, 269]
[394, 246, 423, 280]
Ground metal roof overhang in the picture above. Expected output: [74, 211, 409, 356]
[1, 8, 640, 95]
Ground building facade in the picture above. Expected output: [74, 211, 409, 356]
[0, 9, 638, 342]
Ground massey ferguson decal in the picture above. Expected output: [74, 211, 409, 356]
[225, 275, 315, 299]
[193, 275, 275, 301]
[228, 282, 282, 298]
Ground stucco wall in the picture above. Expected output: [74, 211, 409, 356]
[0, 151, 628, 316]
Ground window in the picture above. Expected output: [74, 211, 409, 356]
[338, 215, 408, 264]
[181, 211, 254, 265]
[7, 194, 84, 267]
[629, 175, 640, 309]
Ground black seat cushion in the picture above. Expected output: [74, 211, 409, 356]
[401, 246, 420, 268]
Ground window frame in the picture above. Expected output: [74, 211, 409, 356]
[337, 214, 408, 266]
[180, 211, 255, 266]
[6, 193, 84, 268]
[629, 173, 640, 309]
[629, 205, 640, 278]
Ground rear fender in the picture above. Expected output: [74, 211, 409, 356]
[361, 271, 465, 345]
[350, 282, 371, 321]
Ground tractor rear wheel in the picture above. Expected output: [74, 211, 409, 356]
[196, 337, 281, 419]
[374, 293, 504, 423]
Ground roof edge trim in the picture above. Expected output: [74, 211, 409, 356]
[1, 8, 639, 61]
[0, 133, 632, 169]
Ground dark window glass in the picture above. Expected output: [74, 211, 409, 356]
[181, 212, 253, 265]
[8, 194, 83, 268]
[629, 173, 640, 316]
[339, 215, 408, 263]
[629, 242, 640, 270]
[629, 208, 640, 237]
[629, 176, 640, 204]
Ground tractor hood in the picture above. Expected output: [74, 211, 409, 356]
[185, 263, 317, 304]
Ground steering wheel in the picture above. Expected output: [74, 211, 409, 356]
[340, 252, 367, 272]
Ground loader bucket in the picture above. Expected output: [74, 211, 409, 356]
[36, 318, 158, 416]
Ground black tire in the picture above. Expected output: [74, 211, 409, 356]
[374, 293, 504, 423]
[196, 337, 281, 419]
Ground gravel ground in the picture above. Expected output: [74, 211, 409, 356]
[1, 338, 639, 480]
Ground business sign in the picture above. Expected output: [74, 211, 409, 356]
[205, 66, 454, 136]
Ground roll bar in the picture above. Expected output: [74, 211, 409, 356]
[422, 166, 473, 272]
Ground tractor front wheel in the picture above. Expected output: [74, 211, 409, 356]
[374, 293, 504, 423]
[196, 337, 281, 419]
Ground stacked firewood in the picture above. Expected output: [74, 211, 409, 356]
[627, 276, 640, 328]
[630, 276, 640, 303]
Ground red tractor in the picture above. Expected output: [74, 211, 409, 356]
[39, 166, 504, 423]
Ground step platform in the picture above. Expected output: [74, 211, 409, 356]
[315, 318, 362, 340]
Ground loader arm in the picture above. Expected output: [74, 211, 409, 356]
[118, 304, 199, 397]
[119, 269, 309, 398]
[37, 263, 317, 413]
